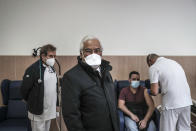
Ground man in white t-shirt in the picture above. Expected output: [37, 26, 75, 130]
[146, 53, 192, 131]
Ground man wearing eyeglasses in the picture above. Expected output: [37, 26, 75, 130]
[21, 44, 59, 131]
[61, 36, 120, 131]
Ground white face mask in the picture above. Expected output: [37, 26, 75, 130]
[46, 58, 55, 67]
[84, 53, 101, 69]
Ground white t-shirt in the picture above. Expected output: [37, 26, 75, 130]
[149, 57, 192, 110]
[28, 65, 57, 121]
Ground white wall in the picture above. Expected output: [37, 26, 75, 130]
[0, 0, 196, 56]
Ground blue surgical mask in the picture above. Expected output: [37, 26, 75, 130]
[131, 81, 140, 88]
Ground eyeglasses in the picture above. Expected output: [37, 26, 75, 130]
[83, 48, 102, 54]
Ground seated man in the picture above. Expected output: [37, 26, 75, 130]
[118, 71, 156, 131]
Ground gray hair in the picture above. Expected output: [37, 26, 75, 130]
[146, 53, 159, 63]
[79, 35, 103, 53]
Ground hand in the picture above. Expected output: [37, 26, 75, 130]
[139, 119, 147, 129]
[130, 114, 139, 122]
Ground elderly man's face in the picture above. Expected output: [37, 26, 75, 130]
[82, 39, 102, 57]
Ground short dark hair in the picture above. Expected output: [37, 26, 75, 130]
[129, 71, 140, 79]
[40, 44, 56, 56]
[146, 53, 159, 64]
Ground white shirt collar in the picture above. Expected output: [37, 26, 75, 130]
[155, 57, 164, 64]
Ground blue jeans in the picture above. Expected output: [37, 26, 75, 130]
[125, 116, 156, 131]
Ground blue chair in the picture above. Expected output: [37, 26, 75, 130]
[115, 80, 160, 131]
[0, 79, 31, 131]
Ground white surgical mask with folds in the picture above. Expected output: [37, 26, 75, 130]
[85, 53, 101, 69]
[131, 81, 140, 89]
[46, 58, 55, 67]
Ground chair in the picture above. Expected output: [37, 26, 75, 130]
[115, 80, 160, 131]
[0, 79, 31, 131]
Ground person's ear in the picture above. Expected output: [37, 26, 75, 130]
[149, 60, 151, 66]
[80, 51, 86, 62]
[148, 59, 153, 66]
[41, 54, 47, 62]
[80, 52, 82, 58]
[80, 51, 84, 57]
[41, 54, 44, 59]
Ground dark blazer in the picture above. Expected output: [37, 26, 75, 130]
[62, 57, 119, 131]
